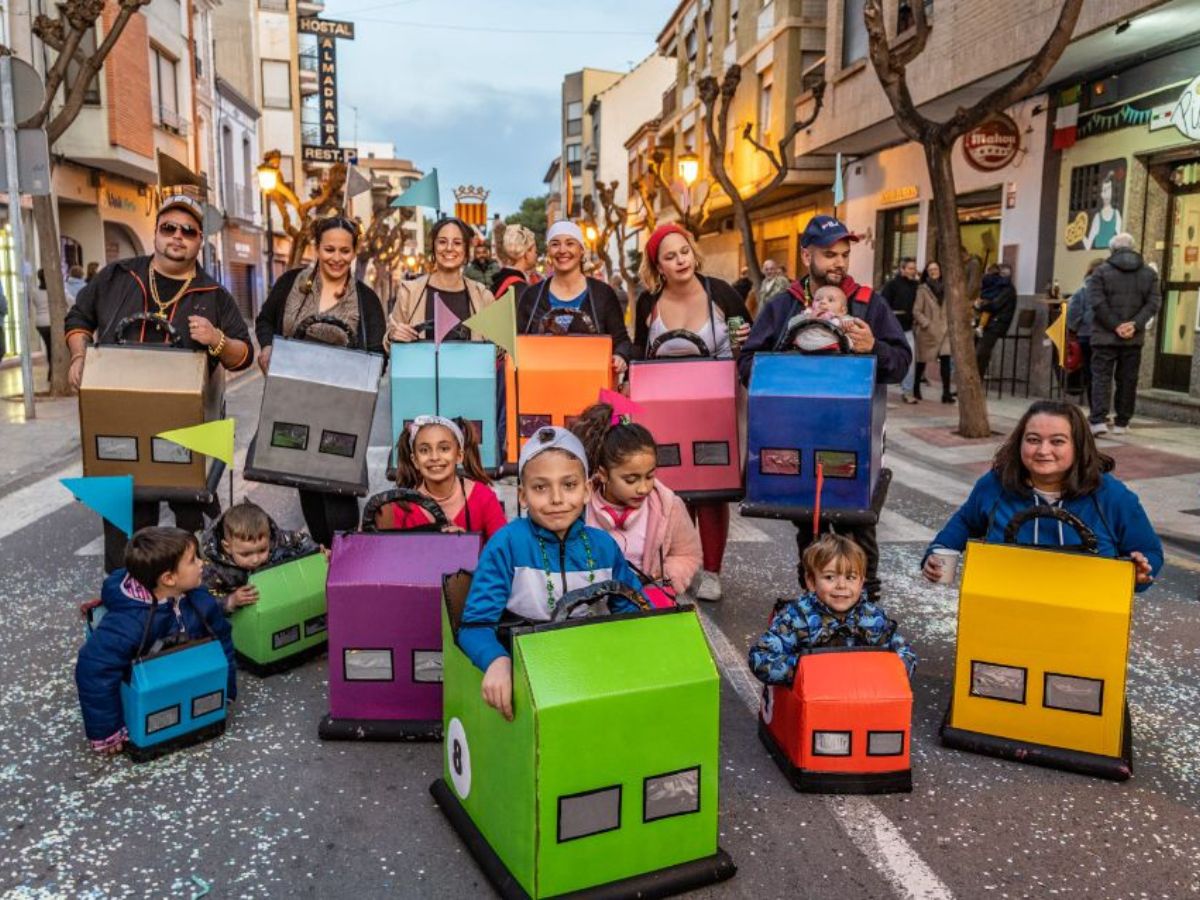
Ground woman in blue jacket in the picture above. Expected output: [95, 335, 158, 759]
[922, 400, 1161, 590]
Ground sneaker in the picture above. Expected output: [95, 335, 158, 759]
[695, 570, 723, 602]
[1111, 424, 1128, 435]
[902, 393, 919, 405]
[1090, 421, 1109, 435]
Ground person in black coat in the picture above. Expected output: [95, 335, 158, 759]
[515, 220, 633, 370]
[255, 216, 386, 545]
[973, 263, 1017, 379]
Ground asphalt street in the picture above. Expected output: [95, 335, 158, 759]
[1, 373, 1198, 899]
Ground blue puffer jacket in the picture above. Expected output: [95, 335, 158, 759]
[458, 516, 643, 672]
[75, 570, 237, 742]
[923, 471, 1163, 592]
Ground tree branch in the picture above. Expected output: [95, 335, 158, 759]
[943, 0, 1084, 140]
[892, 0, 931, 68]
[26, 16, 87, 129]
[743, 79, 826, 198]
[863, 0, 930, 144]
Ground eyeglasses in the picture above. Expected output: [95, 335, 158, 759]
[158, 222, 201, 239]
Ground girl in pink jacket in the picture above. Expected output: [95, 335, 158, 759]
[572, 403, 703, 604]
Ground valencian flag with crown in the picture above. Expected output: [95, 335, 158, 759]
[454, 184, 489, 227]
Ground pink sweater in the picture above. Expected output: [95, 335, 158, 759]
[586, 481, 702, 593]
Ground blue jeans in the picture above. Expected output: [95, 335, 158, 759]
[900, 331, 916, 394]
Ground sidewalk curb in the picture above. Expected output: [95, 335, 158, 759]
[0, 440, 80, 500]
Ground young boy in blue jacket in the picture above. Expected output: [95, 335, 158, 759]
[76, 526, 236, 754]
[460, 427, 644, 720]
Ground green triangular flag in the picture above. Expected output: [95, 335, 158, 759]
[462, 287, 519, 366]
[391, 168, 440, 210]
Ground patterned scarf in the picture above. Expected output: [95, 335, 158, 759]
[281, 263, 360, 345]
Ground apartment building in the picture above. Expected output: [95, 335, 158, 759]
[653, 0, 828, 278]
[557, 69, 624, 220]
[801, 0, 1200, 414]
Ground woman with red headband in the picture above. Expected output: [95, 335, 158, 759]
[633, 223, 752, 602]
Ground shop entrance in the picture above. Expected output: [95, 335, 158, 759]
[1153, 162, 1200, 394]
[956, 190, 1003, 275]
[103, 222, 142, 263]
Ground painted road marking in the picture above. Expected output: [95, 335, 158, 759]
[694, 607, 955, 900]
[728, 515, 771, 543]
[0, 462, 80, 543]
[887, 455, 972, 506]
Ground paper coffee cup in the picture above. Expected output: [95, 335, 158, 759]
[931, 548, 961, 584]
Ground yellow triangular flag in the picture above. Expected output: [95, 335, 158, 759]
[1046, 310, 1067, 368]
[156, 418, 235, 465]
[463, 286, 520, 367]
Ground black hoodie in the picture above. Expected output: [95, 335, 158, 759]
[1086, 248, 1161, 347]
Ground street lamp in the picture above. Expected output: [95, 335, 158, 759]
[677, 150, 700, 188]
[583, 224, 598, 248]
[257, 161, 281, 289]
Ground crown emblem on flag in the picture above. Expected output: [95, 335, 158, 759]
[453, 184, 490, 203]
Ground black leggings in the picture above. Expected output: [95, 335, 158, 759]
[914, 355, 953, 399]
[298, 489, 360, 547]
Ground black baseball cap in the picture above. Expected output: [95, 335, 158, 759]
[800, 215, 860, 249]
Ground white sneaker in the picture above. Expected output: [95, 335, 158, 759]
[1111, 424, 1128, 435]
[1090, 421, 1109, 435]
[696, 570, 723, 602]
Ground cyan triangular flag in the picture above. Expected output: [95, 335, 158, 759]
[61, 475, 134, 536]
[833, 152, 844, 207]
[391, 169, 440, 210]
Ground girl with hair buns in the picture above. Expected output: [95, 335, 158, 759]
[570, 403, 702, 602]
[631, 222, 752, 602]
[386, 216, 495, 345]
[254, 215, 387, 546]
[492, 224, 541, 299]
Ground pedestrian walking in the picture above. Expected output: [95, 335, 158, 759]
[631, 223, 752, 602]
[256, 216, 387, 546]
[1065, 258, 1105, 408]
[911, 260, 953, 403]
[881, 257, 920, 403]
[973, 262, 1017, 379]
[1086, 233, 1160, 435]
[64, 193, 254, 573]
[755, 258, 790, 311]
[33, 269, 51, 384]
[464, 237, 501, 286]
[65, 265, 88, 301]
[732, 266, 752, 301]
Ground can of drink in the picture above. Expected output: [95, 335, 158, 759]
[727, 316, 746, 349]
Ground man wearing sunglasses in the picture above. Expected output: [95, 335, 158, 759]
[64, 194, 254, 573]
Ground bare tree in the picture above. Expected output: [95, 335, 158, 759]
[278, 162, 348, 267]
[581, 181, 637, 296]
[13, 0, 153, 396]
[863, 0, 1083, 437]
[698, 65, 825, 295]
[639, 149, 713, 235]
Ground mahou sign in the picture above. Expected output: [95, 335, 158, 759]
[962, 114, 1021, 172]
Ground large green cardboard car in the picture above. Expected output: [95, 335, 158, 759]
[231, 552, 329, 676]
[431, 574, 736, 898]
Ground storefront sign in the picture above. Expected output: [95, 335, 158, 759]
[298, 17, 355, 39]
[1171, 74, 1200, 141]
[962, 114, 1021, 172]
[880, 185, 919, 205]
[300, 21, 355, 165]
[103, 189, 139, 214]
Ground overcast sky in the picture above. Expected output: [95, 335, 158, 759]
[323, 0, 679, 217]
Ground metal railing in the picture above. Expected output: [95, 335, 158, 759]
[157, 107, 190, 136]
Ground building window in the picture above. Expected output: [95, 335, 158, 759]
[729, 0, 739, 41]
[258, 0, 289, 9]
[877, 204, 920, 284]
[897, 0, 933, 32]
[261, 59, 292, 110]
[842, 0, 868, 68]
[566, 142, 582, 178]
[151, 47, 183, 134]
[58, 26, 101, 106]
[758, 70, 773, 141]
[566, 100, 583, 137]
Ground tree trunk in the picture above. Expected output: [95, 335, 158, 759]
[33, 192, 72, 397]
[925, 139, 990, 437]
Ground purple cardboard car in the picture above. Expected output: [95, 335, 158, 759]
[319, 530, 481, 740]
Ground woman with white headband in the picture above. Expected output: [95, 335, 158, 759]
[373, 414, 508, 543]
[516, 220, 633, 375]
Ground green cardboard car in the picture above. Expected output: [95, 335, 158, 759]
[231, 552, 329, 676]
[431, 574, 736, 898]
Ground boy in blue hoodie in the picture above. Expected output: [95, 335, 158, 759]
[460, 427, 644, 720]
[76, 526, 236, 754]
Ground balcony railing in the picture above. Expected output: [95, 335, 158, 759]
[157, 107, 189, 137]
[258, 0, 289, 12]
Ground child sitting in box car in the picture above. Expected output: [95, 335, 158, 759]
[201, 500, 321, 614]
[785, 285, 856, 353]
[571, 403, 702, 604]
[375, 415, 507, 544]
[749, 534, 916, 686]
[459, 427, 645, 720]
[76, 527, 237, 754]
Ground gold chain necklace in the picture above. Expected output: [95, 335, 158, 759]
[150, 265, 195, 314]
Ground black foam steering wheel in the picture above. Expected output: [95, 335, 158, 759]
[1002, 506, 1099, 554]
[538, 307, 597, 336]
[648, 329, 711, 359]
[551, 579, 653, 622]
[114, 313, 183, 347]
[361, 488, 451, 533]
[783, 318, 851, 354]
[293, 314, 358, 348]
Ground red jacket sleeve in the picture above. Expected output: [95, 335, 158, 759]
[469, 483, 509, 545]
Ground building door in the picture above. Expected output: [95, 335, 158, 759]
[227, 263, 256, 321]
[103, 222, 142, 263]
[875, 204, 919, 286]
[1154, 165, 1200, 393]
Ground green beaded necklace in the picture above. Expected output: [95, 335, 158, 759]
[536, 528, 597, 612]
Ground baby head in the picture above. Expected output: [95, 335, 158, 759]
[221, 501, 272, 571]
[517, 427, 591, 538]
[802, 533, 866, 615]
[811, 285, 848, 320]
[126, 526, 203, 598]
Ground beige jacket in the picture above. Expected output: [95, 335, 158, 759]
[385, 273, 495, 347]
[912, 282, 950, 362]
